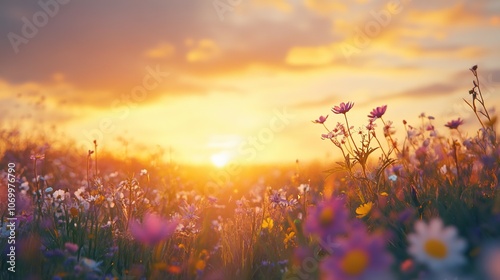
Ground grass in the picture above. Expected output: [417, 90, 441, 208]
[1, 65, 499, 279]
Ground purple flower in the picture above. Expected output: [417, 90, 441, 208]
[368, 105, 387, 120]
[304, 196, 348, 242]
[332, 102, 354, 114]
[269, 189, 288, 207]
[65, 242, 79, 254]
[320, 225, 393, 280]
[321, 132, 334, 140]
[444, 118, 464, 129]
[313, 115, 329, 124]
[129, 212, 178, 246]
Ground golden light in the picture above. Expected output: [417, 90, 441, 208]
[210, 152, 230, 168]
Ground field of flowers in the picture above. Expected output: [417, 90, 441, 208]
[1, 66, 499, 280]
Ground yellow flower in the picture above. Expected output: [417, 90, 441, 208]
[284, 231, 295, 248]
[262, 217, 274, 230]
[356, 202, 373, 218]
[195, 260, 206, 271]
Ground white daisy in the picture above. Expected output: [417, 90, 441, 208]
[407, 218, 467, 272]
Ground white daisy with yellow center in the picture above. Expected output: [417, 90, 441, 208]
[407, 218, 467, 272]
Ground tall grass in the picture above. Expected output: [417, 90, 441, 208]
[0, 66, 498, 279]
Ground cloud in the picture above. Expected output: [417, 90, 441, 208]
[251, 0, 293, 12]
[405, 3, 484, 27]
[185, 39, 220, 62]
[291, 95, 339, 110]
[144, 42, 176, 59]
[285, 44, 340, 66]
[304, 0, 347, 15]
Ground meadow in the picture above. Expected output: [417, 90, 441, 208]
[1, 66, 499, 280]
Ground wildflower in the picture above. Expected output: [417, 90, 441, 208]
[65, 242, 79, 254]
[320, 224, 393, 280]
[30, 153, 45, 160]
[304, 196, 348, 242]
[284, 231, 296, 247]
[356, 202, 373, 218]
[321, 132, 334, 140]
[53, 189, 65, 201]
[129, 212, 178, 246]
[383, 121, 395, 137]
[140, 169, 148, 176]
[407, 218, 467, 272]
[74, 187, 86, 201]
[298, 183, 310, 195]
[368, 105, 387, 120]
[388, 175, 398, 182]
[444, 118, 464, 129]
[332, 102, 354, 114]
[440, 165, 447, 175]
[80, 257, 102, 272]
[366, 120, 377, 131]
[287, 198, 299, 211]
[180, 203, 200, 221]
[269, 189, 288, 207]
[262, 217, 274, 230]
[313, 115, 329, 124]
[400, 259, 415, 274]
[478, 242, 500, 280]
[69, 207, 79, 218]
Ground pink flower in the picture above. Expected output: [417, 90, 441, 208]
[64, 242, 79, 254]
[444, 118, 464, 129]
[332, 102, 354, 114]
[368, 105, 387, 120]
[313, 115, 329, 124]
[304, 196, 348, 242]
[129, 212, 178, 246]
[320, 224, 393, 280]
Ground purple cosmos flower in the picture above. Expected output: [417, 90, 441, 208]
[320, 224, 393, 280]
[129, 212, 178, 246]
[321, 132, 334, 140]
[368, 105, 387, 120]
[313, 115, 329, 124]
[303, 196, 348, 242]
[332, 102, 354, 114]
[444, 118, 464, 129]
[269, 189, 288, 207]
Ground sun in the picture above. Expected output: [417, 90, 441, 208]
[210, 152, 230, 168]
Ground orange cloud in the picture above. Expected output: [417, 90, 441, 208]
[252, 0, 293, 12]
[144, 42, 176, 59]
[186, 39, 220, 63]
[305, 0, 347, 15]
[405, 4, 483, 27]
[285, 44, 339, 66]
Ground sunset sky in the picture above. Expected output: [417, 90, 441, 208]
[1, 0, 499, 166]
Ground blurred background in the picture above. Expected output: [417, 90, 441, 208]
[1, 0, 499, 167]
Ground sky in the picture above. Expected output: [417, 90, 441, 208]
[1, 0, 499, 166]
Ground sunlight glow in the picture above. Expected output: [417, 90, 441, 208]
[210, 152, 231, 168]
